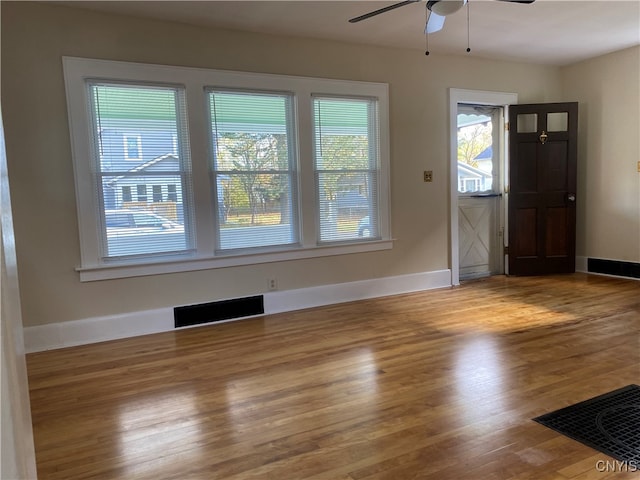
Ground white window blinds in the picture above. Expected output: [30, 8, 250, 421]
[89, 83, 192, 259]
[208, 90, 298, 251]
[313, 96, 380, 242]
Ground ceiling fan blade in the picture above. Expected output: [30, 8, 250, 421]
[495, 0, 536, 3]
[349, 0, 419, 23]
[425, 12, 446, 34]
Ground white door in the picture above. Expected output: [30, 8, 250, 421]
[457, 104, 504, 280]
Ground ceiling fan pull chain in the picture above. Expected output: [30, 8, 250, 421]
[425, 6, 430, 56]
[466, 0, 471, 53]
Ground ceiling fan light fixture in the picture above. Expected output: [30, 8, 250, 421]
[427, 0, 467, 16]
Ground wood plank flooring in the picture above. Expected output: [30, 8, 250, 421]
[27, 274, 640, 479]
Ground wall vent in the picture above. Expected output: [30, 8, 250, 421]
[588, 258, 640, 280]
[174, 295, 264, 328]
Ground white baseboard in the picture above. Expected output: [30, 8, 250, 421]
[263, 270, 451, 314]
[24, 308, 174, 353]
[24, 269, 452, 353]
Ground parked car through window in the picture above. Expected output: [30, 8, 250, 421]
[105, 209, 186, 257]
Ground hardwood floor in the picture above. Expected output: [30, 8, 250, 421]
[27, 274, 639, 479]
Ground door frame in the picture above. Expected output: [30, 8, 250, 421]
[448, 88, 518, 285]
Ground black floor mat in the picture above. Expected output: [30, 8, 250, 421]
[533, 384, 640, 463]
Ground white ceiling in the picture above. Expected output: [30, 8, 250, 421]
[55, 0, 640, 66]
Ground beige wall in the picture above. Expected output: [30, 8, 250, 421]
[1, 2, 566, 328]
[560, 46, 640, 263]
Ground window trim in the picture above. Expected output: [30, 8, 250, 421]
[63, 57, 392, 281]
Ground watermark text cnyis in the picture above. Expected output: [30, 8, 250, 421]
[595, 460, 638, 473]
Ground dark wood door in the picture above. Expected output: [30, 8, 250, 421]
[508, 102, 578, 275]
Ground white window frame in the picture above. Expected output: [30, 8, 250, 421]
[64, 57, 392, 281]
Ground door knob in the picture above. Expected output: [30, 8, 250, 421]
[567, 193, 576, 202]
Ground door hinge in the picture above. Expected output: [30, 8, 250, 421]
[504, 246, 509, 255]
[505, 122, 510, 131]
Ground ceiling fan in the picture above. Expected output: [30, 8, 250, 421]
[349, 0, 536, 34]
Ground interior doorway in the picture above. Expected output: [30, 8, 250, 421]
[448, 89, 518, 286]
[457, 104, 503, 280]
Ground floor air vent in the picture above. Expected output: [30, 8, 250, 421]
[588, 258, 640, 280]
[174, 295, 264, 328]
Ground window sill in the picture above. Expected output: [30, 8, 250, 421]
[77, 239, 394, 282]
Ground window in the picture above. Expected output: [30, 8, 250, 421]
[167, 184, 177, 202]
[64, 58, 391, 280]
[89, 82, 191, 259]
[463, 178, 480, 192]
[123, 135, 142, 160]
[136, 184, 148, 202]
[457, 106, 499, 194]
[313, 97, 379, 242]
[208, 90, 298, 251]
[152, 185, 163, 202]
